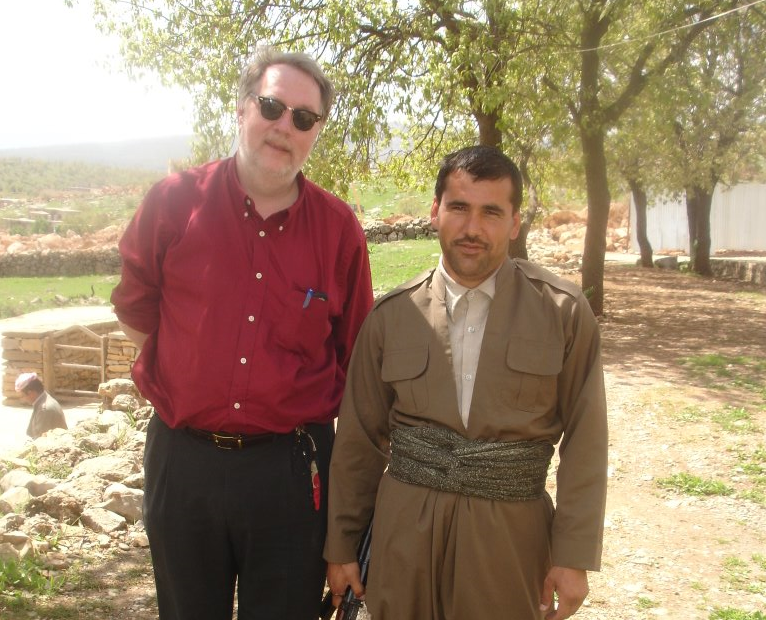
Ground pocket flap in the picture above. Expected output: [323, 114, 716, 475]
[381, 346, 429, 382]
[506, 338, 563, 376]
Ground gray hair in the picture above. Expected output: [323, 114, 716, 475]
[237, 46, 335, 118]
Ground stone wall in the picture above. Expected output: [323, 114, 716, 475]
[362, 217, 437, 243]
[0, 248, 121, 277]
[106, 332, 138, 381]
[710, 258, 766, 286]
[0, 219, 437, 278]
[2, 321, 119, 404]
[0, 307, 142, 403]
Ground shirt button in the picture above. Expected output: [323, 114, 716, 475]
[259, 231, 266, 237]
[248, 315, 255, 322]
[244, 211, 249, 218]
[467, 291, 474, 299]
[278, 225, 284, 231]
[468, 326, 476, 333]
[246, 198, 252, 206]
[465, 374, 473, 381]
[256, 272, 263, 279]
[240, 357, 247, 364]
[234, 402, 241, 410]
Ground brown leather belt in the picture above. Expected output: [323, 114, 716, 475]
[186, 427, 280, 450]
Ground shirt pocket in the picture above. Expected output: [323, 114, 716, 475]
[381, 345, 429, 413]
[273, 288, 332, 360]
[504, 338, 562, 413]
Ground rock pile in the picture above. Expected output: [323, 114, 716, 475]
[0, 379, 151, 569]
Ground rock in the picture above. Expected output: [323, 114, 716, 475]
[80, 507, 127, 534]
[98, 378, 144, 405]
[100, 483, 143, 523]
[54, 472, 110, 506]
[27, 489, 85, 523]
[1, 469, 58, 496]
[0, 541, 21, 561]
[0, 513, 25, 532]
[123, 472, 145, 489]
[654, 256, 679, 270]
[95, 409, 134, 433]
[112, 393, 141, 413]
[1, 530, 30, 545]
[543, 210, 585, 228]
[0, 486, 31, 511]
[72, 453, 139, 483]
[0, 468, 34, 492]
[79, 433, 118, 453]
[127, 531, 150, 548]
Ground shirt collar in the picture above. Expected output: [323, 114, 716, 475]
[228, 155, 306, 224]
[437, 256, 498, 319]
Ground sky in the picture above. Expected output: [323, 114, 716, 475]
[0, 0, 195, 149]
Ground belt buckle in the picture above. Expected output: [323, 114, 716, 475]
[212, 433, 242, 450]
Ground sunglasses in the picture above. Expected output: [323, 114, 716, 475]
[250, 94, 323, 131]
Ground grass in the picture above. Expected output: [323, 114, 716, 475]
[0, 557, 64, 599]
[656, 472, 734, 496]
[710, 611, 766, 620]
[671, 404, 761, 434]
[0, 238, 445, 318]
[352, 180, 432, 220]
[0, 275, 119, 319]
[25, 449, 73, 480]
[367, 238, 442, 297]
[721, 554, 766, 595]
[636, 596, 658, 609]
[680, 354, 766, 400]
[736, 446, 766, 505]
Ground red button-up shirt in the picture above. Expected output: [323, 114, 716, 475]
[111, 157, 373, 433]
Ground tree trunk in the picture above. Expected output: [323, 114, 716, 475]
[627, 177, 653, 267]
[509, 156, 541, 260]
[685, 186, 713, 276]
[475, 108, 502, 148]
[580, 129, 610, 316]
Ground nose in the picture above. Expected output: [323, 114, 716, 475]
[463, 209, 482, 236]
[274, 109, 295, 132]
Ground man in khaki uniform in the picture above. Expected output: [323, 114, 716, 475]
[324, 145, 608, 619]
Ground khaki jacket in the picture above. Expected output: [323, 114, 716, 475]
[325, 258, 608, 618]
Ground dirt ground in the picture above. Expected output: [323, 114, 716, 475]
[3, 262, 765, 619]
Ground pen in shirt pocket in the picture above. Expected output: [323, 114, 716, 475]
[302, 288, 328, 308]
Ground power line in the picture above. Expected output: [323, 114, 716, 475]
[578, 0, 765, 53]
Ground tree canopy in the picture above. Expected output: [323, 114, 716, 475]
[86, 0, 765, 314]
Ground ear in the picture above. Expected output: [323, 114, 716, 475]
[509, 210, 522, 241]
[430, 197, 440, 229]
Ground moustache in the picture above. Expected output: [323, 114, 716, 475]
[264, 134, 292, 153]
[453, 236, 488, 249]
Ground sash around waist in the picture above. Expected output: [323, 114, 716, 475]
[388, 426, 554, 502]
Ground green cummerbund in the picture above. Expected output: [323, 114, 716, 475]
[388, 425, 554, 501]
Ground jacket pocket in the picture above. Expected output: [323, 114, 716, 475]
[381, 345, 429, 413]
[504, 338, 562, 413]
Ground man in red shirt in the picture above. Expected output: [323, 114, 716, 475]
[111, 47, 373, 620]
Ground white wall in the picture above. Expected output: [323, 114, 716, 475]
[630, 183, 766, 253]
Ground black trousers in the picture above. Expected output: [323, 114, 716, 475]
[143, 414, 333, 620]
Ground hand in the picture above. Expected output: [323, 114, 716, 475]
[327, 561, 365, 608]
[539, 566, 589, 620]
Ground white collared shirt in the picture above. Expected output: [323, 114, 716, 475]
[438, 257, 497, 427]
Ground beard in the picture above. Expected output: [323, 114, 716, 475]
[440, 236, 497, 286]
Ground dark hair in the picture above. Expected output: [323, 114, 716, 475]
[237, 46, 335, 118]
[434, 145, 523, 212]
[23, 378, 44, 395]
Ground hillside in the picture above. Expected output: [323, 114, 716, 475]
[0, 135, 195, 173]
